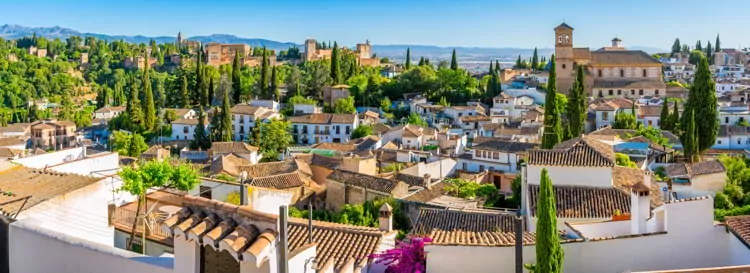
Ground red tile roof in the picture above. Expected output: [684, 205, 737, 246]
[528, 137, 615, 167]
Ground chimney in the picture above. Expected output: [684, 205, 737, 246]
[630, 172, 651, 235]
[612, 37, 622, 48]
[423, 173, 432, 190]
[238, 171, 249, 206]
[379, 203, 393, 232]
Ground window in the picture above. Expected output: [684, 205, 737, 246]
[126, 238, 143, 253]
[643, 69, 647, 77]
[598, 69, 603, 77]
[199, 186, 212, 199]
[648, 120, 653, 126]
[489, 166, 495, 172]
[620, 69, 624, 77]
[493, 152, 499, 159]
[639, 90, 644, 95]
[462, 162, 468, 170]
[558, 35, 562, 43]
[183, 126, 188, 134]
[602, 112, 609, 121]
[562, 64, 566, 69]
[565, 35, 570, 43]
[617, 90, 622, 95]
[479, 165, 485, 172]
[718, 140, 722, 144]
[598, 90, 603, 97]
[631, 90, 636, 95]
[608, 90, 613, 95]
[726, 117, 730, 124]
[739, 139, 743, 145]
[655, 89, 659, 95]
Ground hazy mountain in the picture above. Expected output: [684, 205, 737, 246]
[0, 24, 666, 59]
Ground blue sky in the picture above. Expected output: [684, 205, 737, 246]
[2, 0, 749, 49]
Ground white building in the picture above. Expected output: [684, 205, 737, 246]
[289, 113, 358, 145]
[210, 141, 261, 164]
[714, 125, 750, 150]
[292, 103, 322, 115]
[491, 93, 536, 120]
[665, 160, 726, 199]
[249, 99, 281, 112]
[171, 118, 208, 141]
[230, 104, 281, 141]
[161, 108, 197, 120]
[443, 105, 485, 126]
[456, 137, 538, 174]
[93, 106, 126, 120]
[590, 97, 636, 130]
[381, 124, 437, 150]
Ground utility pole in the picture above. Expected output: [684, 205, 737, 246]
[278, 205, 289, 273]
[515, 207, 523, 273]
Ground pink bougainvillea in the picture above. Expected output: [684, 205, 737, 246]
[370, 236, 431, 273]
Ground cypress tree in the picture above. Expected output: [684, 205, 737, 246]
[542, 56, 562, 149]
[220, 85, 233, 142]
[495, 60, 500, 73]
[418, 57, 425, 66]
[566, 65, 586, 139]
[96, 86, 109, 109]
[683, 109, 698, 162]
[232, 52, 242, 104]
[536, 168, 564, 273]
[180, 75, 189, 108]
[195, 50, 203, 106]
[190, 107, 210, 150]
[450, 49, 458, 70]
[532, 47, 539, 70]
[659, 101, 671, 131]
[142, 60, 156, 131]
[488, 62, 496, 95]
[681, 56, 717, 154]
[715, 34, 721, 53]
[260, 46, 269, 99]
[695, 40, 702, 52]
[515, 55, 522, 68]
[208, 76, 215, 106]
[671, 38, 681, 54]
[126, 77, 143, 130]
[405, 48, 411, 69]
[331, 42, 342, 84]
[270, 66, 280, 101]
[670, 102, 680, 131]
[706, 42, 713, 62]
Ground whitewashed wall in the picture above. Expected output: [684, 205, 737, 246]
[13, 146, 85, 168]
[527, 165, 612, 187]
[10, 220, 173, 273]
[400, 158, 457, 179]
[49, 152, 120, 176]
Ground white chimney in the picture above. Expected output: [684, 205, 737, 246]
[379, 203, 393, 232]
[630, 172, 651, 235]
[612, 37, 622, 48]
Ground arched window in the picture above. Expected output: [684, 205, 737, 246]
[620, 69, 624, 77]
[558, 36, 562, 44]
[565, 35, 570, 43]
[642, 69, 647, 77]
[562, 64, 566, 69]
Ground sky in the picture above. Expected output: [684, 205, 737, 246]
[2, 0, 749, 50]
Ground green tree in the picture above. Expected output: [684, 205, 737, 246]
[331, 42, 342, 84]
[681, 56, 717, 155]
[195, 51, 204, 106]
[112, 131, 148, 157]
[695, 40, 702, 52]
[351, 125, 373, 139]
[126, 78, 143, 131]
[142, 61, 156, 131]
[118, 161, 199, 252]
[180, 75, 189, 108]
[531, 47, 539, 70]
[615, 153, 638, 168]
[670, 101, 680, 131]
[190, 108, 211, 150]
[438, 96, 450, 107]
[406, 112, 428, 127]
[259, 46, 269, 98]
[706, 42, 713, 62]
[232, 52, 242, 104]
[250, 118, 292, 161]
[613, 111, 639, 130]
[405, 48, 411, 70]
[659, 101, 671, 131]
[270, 66, 280, 101]
[532, 168, 564, 273]
[566, 65, 586, 139]
[682, 109, 698, 163]
[219, 86, 233, 142]
[450, 49, 458, 70]
[96, 86, 109, 109]
[715, 34, 721, 53]
[671, 38, 681, 54]
[208, 76, 215, 106]
[688, 50, 705, 65]
[541, 56, 562, 149]
[333, 96, 356, 114]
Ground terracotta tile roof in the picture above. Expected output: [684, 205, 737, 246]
[210, 154, 251, 176]
[0, 148, 22, 158]
[718, 125, 750, 137]
[327, 169, 402, 193]
[591, 50, 662, 65]
[528, 137, 615, 167]
[411, 209, 531, 246]
[52, 120, 76, 127]
[726, 216, 750, 248]
[403, 182, 447, 203]
[211, 142, 259, 155]
[236, 160, 297, 177]
[376, 150, 398, 163]
[0, 137, 25, 147]
[460, 115, 492, 122]
[0, 166, 102, 216]
[94, 106, 126, 113]
[309, 154, 343, 169]
[638, 105, 664, 117]
[161, 195, 391, 272]
[612, 166, 663, 208]
[0, 123, 30, 134]
[395, 173, 425, 187]
[347, 135, 380, 152]
[520, 126, 541, 135]
[573, 48, 591, 60]
[471, 137, 539, 153]
[172, 118, 200, 125]
[141, 145, 170, 159]
[371, 123, 391, 135]
[288, 114, 356, 124]
[230, 105, 263, 115]
[528, 184, 629, 218]
[248, 172, 306, 189]
[311, 142, 357, 152]
[666, 161, 725, 178]
[589, 127, 681, 145]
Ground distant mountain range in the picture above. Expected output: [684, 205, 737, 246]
[0, 24, 666, 61]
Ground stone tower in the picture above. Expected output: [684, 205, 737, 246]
[304, 39, 317, 61]
[356, 39, 372, 59]
[554, 22, 575, 93]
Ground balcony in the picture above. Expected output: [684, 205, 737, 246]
[110, 192, 183, 244]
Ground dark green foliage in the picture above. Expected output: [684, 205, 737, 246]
[190, 108, 211, 150]
[405, 48, 411, 69]
[541, 56, 562, 149]
[531, 47, 539, 70]
[219, 87, 233, 142]
[659, 101, 671, 131]
[270, 66, 279, 101]
[142, 60, 156, 131]
[534, 169, 564, 273]
[566, 65, 586, 139]
[672, 38, 681, 54]
[331, 42, 342, 84]
[180, 75, 189, 108]
[612, 111, 639, 130]
[450, 49, 458, 70]
[695, 40, 702, 52]
[259, 46, 269, 99]
[350, 124, 373, 139]
[288, 197, 410, 234]
[680, 56, 717, 155]
[682, 109, 698, 162]
[232, 52, 242, 104]
[715, 34, 721, 53]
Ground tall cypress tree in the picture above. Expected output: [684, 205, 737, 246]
[418, 57, 425, 66]
[405, 48, 411, 69]
[706, 42, 713, 63]
[682, 109, 698, 162]
[488, 62, 496, 95]
[659, 101, 671, 131]
[220, 85, 233, 142]
[232, 52, 242, 104]
[695, 40, 702, 52]
[671, 38, 681, 54]
[270, 66, 280, 101]
[331, 42, 342, 84]
[260, 46, 269, 99]
[195, 50, 203, 106]
[670, 102, 680, 131]
[542, 56, 562, 149]
[495, 60, 500, 73]
[531, 47, 539, 70]
[208, 76, 215, 106]
[715, 34, 721, 53]
[126, 77, 143, 130]
[190, 107, 210, 150]
[566, 65, 586, 139]
[180, 75, 189, 108]
[535, 168, 564, 273]
[450, 49, 458, 70]
[142, 59, 156, 131]
[515, 55, 522, 68]
[681, 56, 717, 154]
